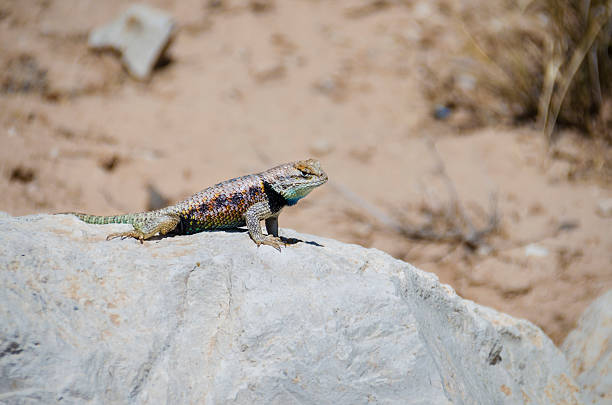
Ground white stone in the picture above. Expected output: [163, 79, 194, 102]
[524, 243, 549, 257]
[596, 198, 612, 217]
[563, 290, 612, 405]
[0, 213, 585, 404]
[88, 4, 176, 80]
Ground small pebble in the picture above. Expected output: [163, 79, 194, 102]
[433, 105, 451, 120]
[596, 199, 612, 218]
[524, 243, 548, 258]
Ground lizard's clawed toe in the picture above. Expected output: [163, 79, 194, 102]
[106, 233, 122, 241]
[106, 231, 142, 241]
[259, 236, 285, 252]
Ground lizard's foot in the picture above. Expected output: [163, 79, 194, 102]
[257, 235, 286, 252]
[106, 230, 145, 244]
[105, 214, 180, 244]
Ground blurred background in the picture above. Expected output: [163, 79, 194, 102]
[1, 0, 611, 345]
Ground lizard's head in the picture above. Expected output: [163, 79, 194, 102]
[269, 159, 328, 206]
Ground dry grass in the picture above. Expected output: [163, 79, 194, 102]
[538, 0, 612, 141]
[426, 0, 612, 143]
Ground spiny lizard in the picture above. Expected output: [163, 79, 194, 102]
[63, 159, 328, 251]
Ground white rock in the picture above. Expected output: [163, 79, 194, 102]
[0, 213, 584, 404]
[88, 4, 176, 80]
[563, 290, 612, 405]
[524, 243, 549, 257]
[596, 198, 612, 217]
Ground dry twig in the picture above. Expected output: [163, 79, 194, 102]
[334, 137, 500, 251]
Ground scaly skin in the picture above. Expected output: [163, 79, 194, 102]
[65, 159, 328, 251]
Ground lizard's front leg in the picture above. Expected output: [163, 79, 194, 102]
[107, 214, 180, 243]
[245, 203, 284, 251]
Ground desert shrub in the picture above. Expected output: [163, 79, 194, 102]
[427, 0, 612, 142]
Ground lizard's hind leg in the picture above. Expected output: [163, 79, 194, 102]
[106, 214, 180, 243]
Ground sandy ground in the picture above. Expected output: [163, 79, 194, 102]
[1, 0, 611, 345]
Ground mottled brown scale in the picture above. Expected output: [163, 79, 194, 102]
[64, 159, 328, 251]
[176, 174, 267, 232]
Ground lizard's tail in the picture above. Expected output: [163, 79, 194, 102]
[62, 212, 143, 225]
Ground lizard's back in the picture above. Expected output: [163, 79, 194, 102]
[172, 173, 277, 234]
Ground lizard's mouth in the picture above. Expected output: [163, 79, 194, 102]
[311, 174, 328, 187]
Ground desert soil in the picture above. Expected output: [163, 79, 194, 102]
[1, 0, 611, 345]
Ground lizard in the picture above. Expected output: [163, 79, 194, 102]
[63, 159, 328, 251]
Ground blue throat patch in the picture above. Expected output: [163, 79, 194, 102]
[285, 197, 300, 206]
[281, 186, 313, 207]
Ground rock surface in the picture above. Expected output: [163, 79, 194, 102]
[563, 290, 612, 405]
[88, 4, 176, 80]
[0, 213, 584, 404]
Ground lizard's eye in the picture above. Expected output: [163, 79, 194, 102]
[299, 170, 311, 178]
